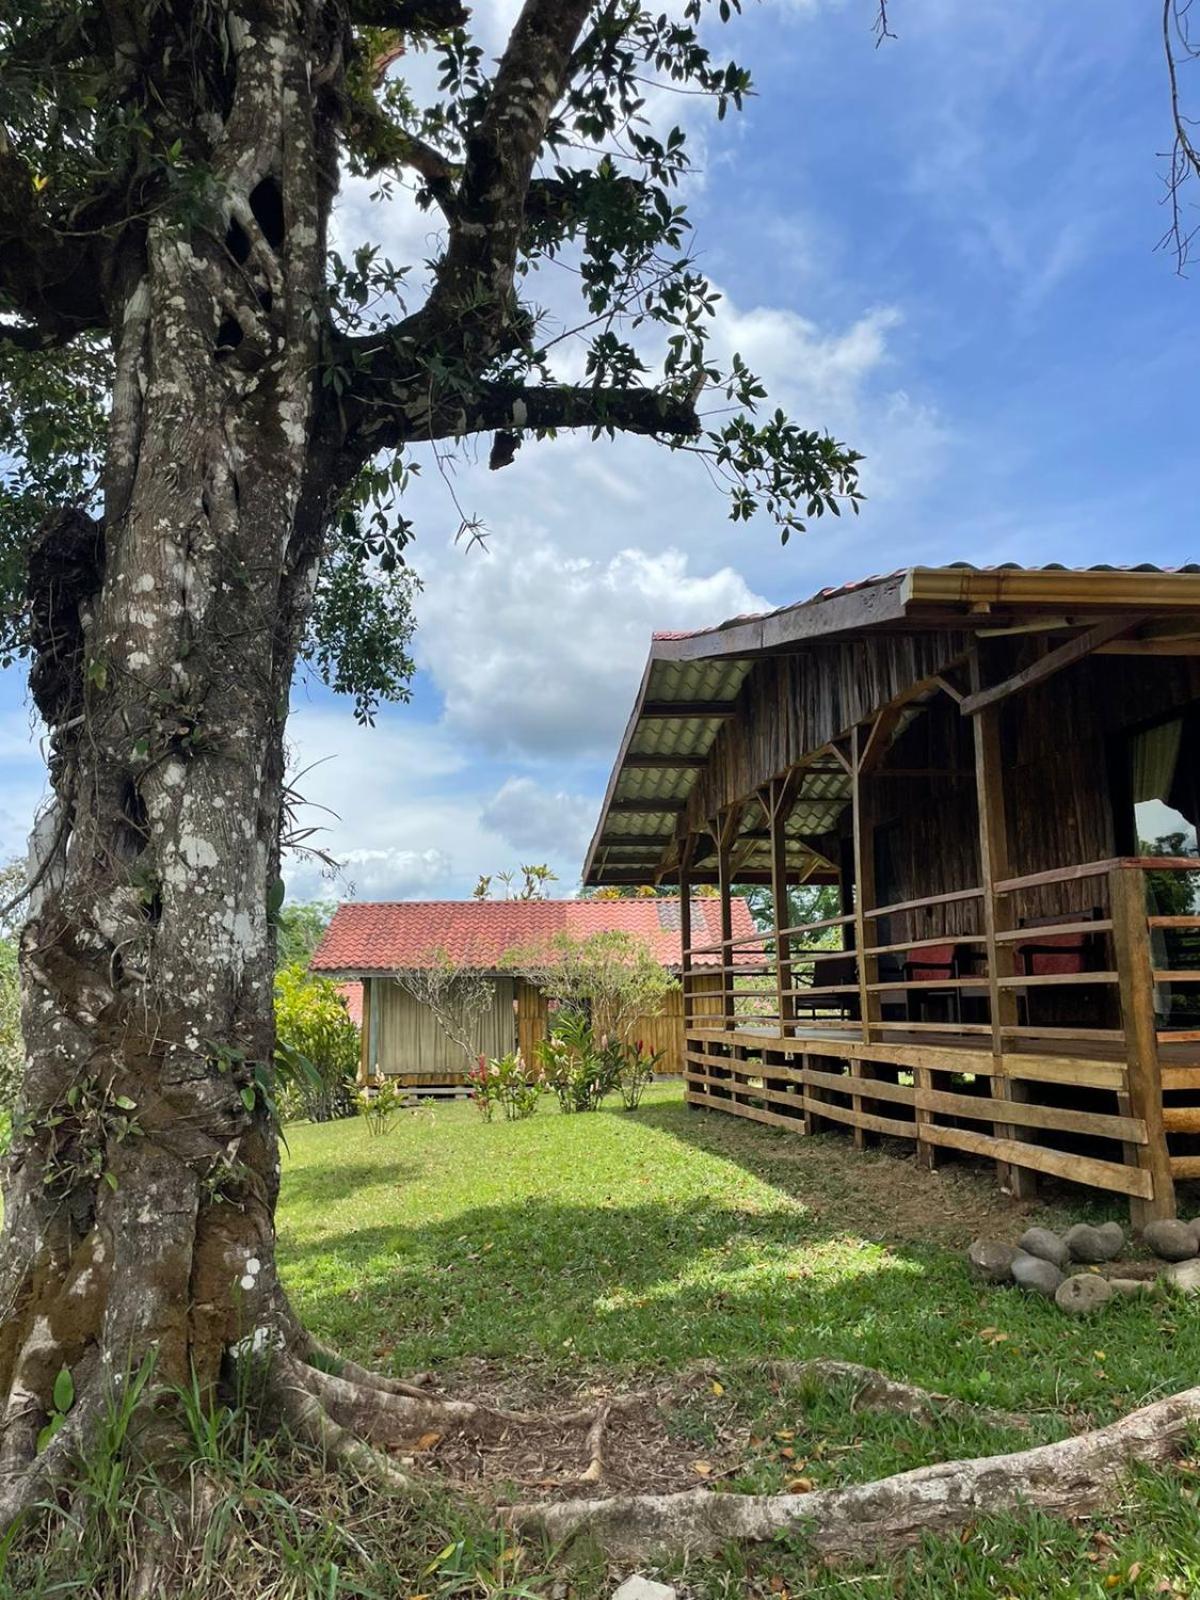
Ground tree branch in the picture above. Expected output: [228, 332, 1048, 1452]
[466, 382, 701, 449]
[343, 364, 701, 459]
[421, 0, 594, 339]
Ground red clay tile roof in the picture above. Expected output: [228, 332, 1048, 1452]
[310, 897, 761, 975]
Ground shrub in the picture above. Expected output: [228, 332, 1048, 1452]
[535, 1012, 621, 1113]
[273, 963, 359, 1123]
[614, 1038, 663, 1111]
[354, 1079, 407, 1135]
[467, 1050, 545, 1121]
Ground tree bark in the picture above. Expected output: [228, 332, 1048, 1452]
[0, 5, 340, 1517]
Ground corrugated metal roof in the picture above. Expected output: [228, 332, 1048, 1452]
[583, 562, 1200, 886]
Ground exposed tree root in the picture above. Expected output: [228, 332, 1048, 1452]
[271, 1355, 414, 1490]
[578, 1402, 612, 1486]
[509, 1385, 1200, 1562]
[762, 1359, 1034, 1432]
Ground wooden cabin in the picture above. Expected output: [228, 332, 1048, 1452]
[582, 564, 1200, 1223]
[309, 896, 761, 1093]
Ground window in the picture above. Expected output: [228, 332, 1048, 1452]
[1130, 712, 1199, 860]
[1126, 708, 1200, 1024]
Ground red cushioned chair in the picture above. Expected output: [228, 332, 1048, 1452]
[901, 942, 969, 1024]
[1012, 911, 1103, 1026]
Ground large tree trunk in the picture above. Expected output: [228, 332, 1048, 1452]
[0, 7, 339, 1517]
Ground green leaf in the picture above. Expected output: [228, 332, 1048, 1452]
[239, 1085, 256, 1112]
[267, 878, 286, 920]
[37, 1415, 63, 1453]
[52, 1365, 74, 1415]
[102, 1170, 119, 1192]
[113, 1094, 137, 1111]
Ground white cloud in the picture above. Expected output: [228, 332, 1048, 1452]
[287, 846, 453, 904]
[479, 777, 596, 859]
[415, 536, 767, 758]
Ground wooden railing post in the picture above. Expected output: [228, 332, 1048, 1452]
[1110, 864, 1175, 1226]
[969, 650, 1037, 1199]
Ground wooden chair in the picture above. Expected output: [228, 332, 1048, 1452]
[1012, 909, 1104, 1027]
[900, 942, 970, 1024]
[793, 952, 860, 1022]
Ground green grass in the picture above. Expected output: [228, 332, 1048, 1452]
[271, 1082, 1200, 1599]
[279, 1083, 1199, 1420]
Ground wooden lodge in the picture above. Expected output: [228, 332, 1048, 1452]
[582, 565, 1200, 1223]
[309, 896, 761, 1093]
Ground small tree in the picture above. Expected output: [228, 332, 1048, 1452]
[504, 929, 674, 1042]
[472, 865, 558, 901]
[392, 948, 496, 1072]
[275, 900, 338, 969]
[273, 963, 359, 1123]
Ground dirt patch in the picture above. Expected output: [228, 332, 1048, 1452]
[387, 1365, 767, 1504]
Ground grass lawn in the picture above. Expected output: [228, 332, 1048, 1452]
[278, 1082, 1200, 1598]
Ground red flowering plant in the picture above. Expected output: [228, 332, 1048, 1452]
[467, 1054, 499, 1123]
[468, 1050, 544, 1122]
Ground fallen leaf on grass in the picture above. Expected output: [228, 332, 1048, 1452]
[785, 1477, 815, 1493]
[692, 1459, 713, 1476]
[413, 1431, 442, 1452]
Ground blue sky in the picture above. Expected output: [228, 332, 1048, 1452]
[2, 1, 1197, 900]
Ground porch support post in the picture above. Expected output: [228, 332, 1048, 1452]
[715, 805, 740, 1033]
[678, 834, 695, 1039]
[765, 775, 797, 1039]
[850, 726, 880, 1149]
[1110, 865, 1175, 1226]
[970, 650, 1037, 1199]
[850, 726, 880, 1045]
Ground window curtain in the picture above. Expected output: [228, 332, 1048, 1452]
[1131, 719, 1182, 806]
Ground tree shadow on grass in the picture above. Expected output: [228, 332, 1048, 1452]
[280, 1193, 934, 1369]
[280, 1158, 424, 1210]
[632, 1092, 1135, 1242]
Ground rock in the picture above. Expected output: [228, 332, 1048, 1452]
[1164, 1259, 1200, 1296]
[1011, 1250, 1065, 1297]
[1064, 1222, 1124, 1263]
[1055, 1275, 1114, 1315]
[968, 1239, 1019, 1283]
[1188, 1217, 1200, 1248]
[1018, 1227, 1070, 1269]
[1108, 1277, 1152, 1296]
[612, 1579, 676, 1600]
[1142, 1219, 1199, 1262]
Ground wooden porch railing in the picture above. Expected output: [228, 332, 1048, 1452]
[681, 856, 1200, 1221]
